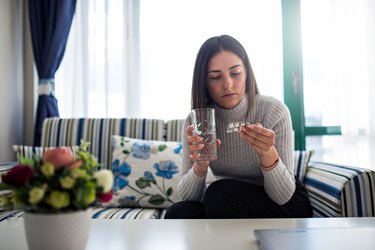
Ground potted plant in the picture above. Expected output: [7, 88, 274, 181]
[0, 141, 113, 250]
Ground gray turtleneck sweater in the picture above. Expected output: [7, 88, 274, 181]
[177, 94, 296, 205]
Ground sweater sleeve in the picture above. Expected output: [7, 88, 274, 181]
[261, 98, 296, 205]
[177, 117, 207, 201]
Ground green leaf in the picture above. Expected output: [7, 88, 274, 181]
[166, 187, 173, 197]
[122, 149, 130, 155]
[158, 144, 167, 152]
[148, 194, 165, 205]
[0, 183, 13, 190]
[19, 157, 34, 166]
[135, 177, 151, 189]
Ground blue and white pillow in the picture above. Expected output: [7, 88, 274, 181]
[108, 135, 183, 209]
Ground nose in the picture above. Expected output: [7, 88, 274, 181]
[223, 74, 233, 89]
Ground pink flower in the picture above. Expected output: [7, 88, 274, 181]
[67, 159, 83, 169]
[43, 148, 74, 170]
[97, 191, 113, 203]
[2, 165, 34, 187]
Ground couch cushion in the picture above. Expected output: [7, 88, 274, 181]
[304, 161, 375, 217]
[40, 118, 165, 169]
[91, 207, 161, 219]
[293, 150, 314, 183]
[108, 135, 182, 209]
[0, 207, 161, 221]
[0, 209, 24, 222]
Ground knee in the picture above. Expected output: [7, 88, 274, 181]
[164, 202, 185, 219]
[204, 179, 231, 201]
[203, 179, 233, 207]
[164, 201, 205, 219]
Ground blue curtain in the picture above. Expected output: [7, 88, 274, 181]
[29, 0, 77, 146]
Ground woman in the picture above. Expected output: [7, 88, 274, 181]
[165, 35, 312, 219]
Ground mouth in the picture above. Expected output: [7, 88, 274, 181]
[222, 93, 236, 98]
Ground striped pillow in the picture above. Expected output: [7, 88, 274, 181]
[12, 145, 79, 162]
[293, 150, 314, 183]
[40, 118, 165, 170]
[165, 119, 185, 142]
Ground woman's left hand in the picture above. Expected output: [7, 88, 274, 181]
[239, 123, 279, 169]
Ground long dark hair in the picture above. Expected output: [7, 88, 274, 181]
[191, 35, 259, 113]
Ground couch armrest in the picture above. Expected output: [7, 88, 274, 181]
[304, 161, 375, 217]
[0, 162, 17, 180]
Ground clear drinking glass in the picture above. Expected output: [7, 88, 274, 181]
[190, 108, 217, 161]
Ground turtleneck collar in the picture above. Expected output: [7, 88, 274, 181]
[211, 94, 249, 122]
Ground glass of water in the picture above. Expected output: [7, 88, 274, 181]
[190, 108, 217, 161]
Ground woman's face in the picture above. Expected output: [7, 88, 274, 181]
[207, 50, 246, 109]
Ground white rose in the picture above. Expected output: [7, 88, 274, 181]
[94, 169, 114, 193]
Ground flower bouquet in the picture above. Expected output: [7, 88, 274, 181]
[0, 141, 113, 213]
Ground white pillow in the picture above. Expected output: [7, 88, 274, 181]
[108, 135, 183, 209]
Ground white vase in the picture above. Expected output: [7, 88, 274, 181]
[24, 209, 92, 250]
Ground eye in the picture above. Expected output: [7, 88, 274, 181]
[208, 73, 222, 80]
[230, 71, 241, 77]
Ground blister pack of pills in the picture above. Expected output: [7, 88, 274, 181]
[226, 121, 251, 133]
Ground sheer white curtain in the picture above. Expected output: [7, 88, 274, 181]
[56, 0, 283, 120]
[301, 0, 375, 168]
[56, 0, 140, 118]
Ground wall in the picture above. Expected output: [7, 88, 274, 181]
[0, 0, 35, 162]
[23, 0, 37, 148]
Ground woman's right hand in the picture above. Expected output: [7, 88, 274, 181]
[186, 125, 220, 176]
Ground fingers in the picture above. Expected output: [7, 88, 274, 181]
[189, 152, 201, 162]
[186, 125, 203, 160]
[186, 125, 221, 163]
[239, 123, 275, 152]
[186, 125, 194, 136]
[186, 134, 203, 145]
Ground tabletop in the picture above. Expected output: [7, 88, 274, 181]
[1, 217, 374, 250]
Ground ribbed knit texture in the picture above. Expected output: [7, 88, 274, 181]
[177, 94, 296, 205]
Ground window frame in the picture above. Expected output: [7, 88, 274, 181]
[281, 0, 342, 150]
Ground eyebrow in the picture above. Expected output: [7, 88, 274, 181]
[208, 64, 242, 73]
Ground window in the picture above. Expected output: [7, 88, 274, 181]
[56, 0, 374, 168]
[139, 0, 284, 120]
[300, 0, 375, 168]
[56, 0, 284, 121]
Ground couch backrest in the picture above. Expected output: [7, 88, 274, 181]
[41, 118, 167, 169]
[165, 119, 185, 142]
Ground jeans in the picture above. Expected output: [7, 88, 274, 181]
[164, 179, 313, 219]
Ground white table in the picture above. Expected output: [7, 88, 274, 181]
[1, 217, 374, 250]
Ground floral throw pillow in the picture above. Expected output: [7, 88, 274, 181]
[108, 135, 183, 209]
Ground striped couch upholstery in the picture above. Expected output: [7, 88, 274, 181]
[40, 118, 171, 169]
[1, 117, 375, 220]
[305, 161, 375, 217]
[1, 118, 185, 221]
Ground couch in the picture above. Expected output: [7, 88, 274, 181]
[1, 117, 374, 221]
